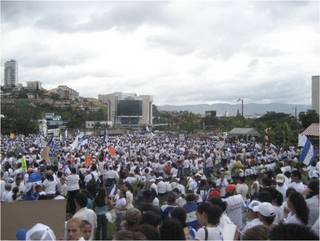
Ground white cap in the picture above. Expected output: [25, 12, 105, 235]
[247, 200, 260, 212]
[258, 202, 276, 217]
[26, 223, 56, 241]
[276, 174, 285, 183]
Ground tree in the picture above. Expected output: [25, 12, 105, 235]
[299, 110, 319, 129]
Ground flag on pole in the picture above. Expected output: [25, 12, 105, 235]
[298, 134, 308, 147]
[299, 135, 315, 166]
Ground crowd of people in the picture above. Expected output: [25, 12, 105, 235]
[0, 131, 319, 240]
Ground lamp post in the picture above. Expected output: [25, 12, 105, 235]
[237, 98, 244, 117]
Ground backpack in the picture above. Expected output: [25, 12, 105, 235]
[87, 174, 98, 192]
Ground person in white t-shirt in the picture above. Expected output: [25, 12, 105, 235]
[195, 202, 223, 241]
[43, 171, 57, 198]
[288, 170, 306, 194]
[275, 174, 288, 201]
[223, 184, 246, 229]
[66, 168, 80, 215]
[241, 200, 263, 234]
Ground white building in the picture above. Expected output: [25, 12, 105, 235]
[50, 85, 79, 100]
[312, 76, 319, 114]
[4, 60, 18, 88]
[26, 81, 42, 90]
[98, 92, 153, 126]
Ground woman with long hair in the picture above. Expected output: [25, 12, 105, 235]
[284, 191, 309, 226]
[93, 187, 112, 240]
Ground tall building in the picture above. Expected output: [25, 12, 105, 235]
[312, 76, 319, 114]
[4, 59, 18, 88]
[98, 92, 153, 126]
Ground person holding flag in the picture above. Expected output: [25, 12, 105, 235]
[298, 134, 316, 166]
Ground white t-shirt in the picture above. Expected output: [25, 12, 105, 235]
[284, 212, 304, 225]
[195, 226, 223, 241]
[43, 179, 57, 195]
[223, 194, 245, 228]
[236, 183, 249, 200]
[288, 181, 306, 194]
[157, 181, 167, 194]
[241, 218, 263, 234]
[66, 174, 80, 191]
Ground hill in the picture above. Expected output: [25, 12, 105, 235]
[158, 103, 311, 117]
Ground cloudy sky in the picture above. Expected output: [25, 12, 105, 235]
[1, 0, 319, 105]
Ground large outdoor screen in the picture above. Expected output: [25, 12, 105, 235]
[117, 100, 142, 116]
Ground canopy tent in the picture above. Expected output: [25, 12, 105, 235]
[302, 123, 319, 137]
[228, 128, 260, 137]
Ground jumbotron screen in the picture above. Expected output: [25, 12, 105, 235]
[117, 100, 143, 116]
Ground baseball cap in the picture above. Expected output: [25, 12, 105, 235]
[247, 200, 261, 212]
[209, 190, 221, 199]
[16, 223, 56, 241]
[225, 184, 236, 194]
[276, 174, 285, 184]
[258, 202, 276, 217]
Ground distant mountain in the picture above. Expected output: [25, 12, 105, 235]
[157, 103, 311, 117]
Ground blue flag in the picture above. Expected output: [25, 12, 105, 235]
[299, 136, 315, 166]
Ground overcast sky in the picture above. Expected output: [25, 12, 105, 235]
[1, 0, 319, 105]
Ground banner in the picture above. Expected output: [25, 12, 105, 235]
[108, 146, 116, 157]
[40, 147, 50, 163]
[85, 154, 92, 167]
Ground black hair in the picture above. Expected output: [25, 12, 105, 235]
[257, 191, 273, 203]
[171, 207, 187, 227]
[262, 177, 272, 187]
[307, 179, 319, 199]
[70, 167, 77, 174]
[291, 170, 301, 179]
[159, 218, 185, 240]
[259, 214, 275, 225]
[242, 225, 269, 240]
[135, 224, 160, 240]
[75, 192, 88, 208]
[197, 202, 222, 226]
[210, 198, 227, 212]
[142, 211, 162, 227]
[269, 223, 319, 240]
[12, 187, 19, 200]
[46, 173, 54, 181]
[288, 191, 309, 225]
[286, 187, 297, 198]
[185, 193, 197, 202]
[94, 188, 106, 207]
[113, 230, 146, 240]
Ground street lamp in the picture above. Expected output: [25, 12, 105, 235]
[237, 98, 244, 117]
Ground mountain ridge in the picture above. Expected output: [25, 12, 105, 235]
[158, 103, 311, 116]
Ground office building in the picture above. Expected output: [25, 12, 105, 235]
[312, 76, 319, 114]
[98, 92, 153, 126]
[4, 60, 18, 88]
[26, 81, 42, 90]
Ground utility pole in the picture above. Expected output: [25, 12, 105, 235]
[295, 106, 297, 119]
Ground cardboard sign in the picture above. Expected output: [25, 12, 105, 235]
[1, 199, 66, 240]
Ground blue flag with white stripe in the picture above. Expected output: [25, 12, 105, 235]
[299, 135, 315, 166]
